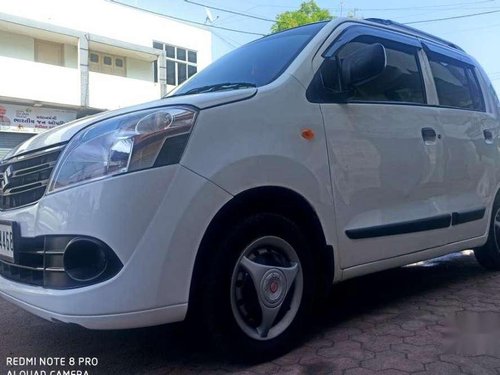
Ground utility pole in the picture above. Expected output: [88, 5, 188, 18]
[340, 0, 344, 17]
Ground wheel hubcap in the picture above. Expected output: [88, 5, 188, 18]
[230, 236, 303, 341]
[261, 269, 286, 307]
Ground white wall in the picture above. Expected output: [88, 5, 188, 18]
[0, 0, 212, 71]
[0, 56, 80, 106]
[89, 72, 160, 109]
[0, 30, 78, 68]
[0, 30, 34, 60]
[126, 57, 153, 81]
[63, 44, 78, 68]
[0, 0, 212, 111]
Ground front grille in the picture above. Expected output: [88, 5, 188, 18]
[0, 144, 65, 210]
[0, 237, 50, 287]
[0, 236, 72, 288]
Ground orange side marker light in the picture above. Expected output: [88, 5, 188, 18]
[301, 128, 315, 141]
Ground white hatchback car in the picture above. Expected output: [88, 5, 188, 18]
[0, 18, 499, 358]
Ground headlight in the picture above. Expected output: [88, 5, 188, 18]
[48, 106, 197, 193]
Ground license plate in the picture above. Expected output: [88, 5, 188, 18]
[0, 220, 17, 263]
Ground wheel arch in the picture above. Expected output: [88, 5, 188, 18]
[485, 186, 500, 227]
[187, 185, 334, 317]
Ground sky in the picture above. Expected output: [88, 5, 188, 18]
[120, 0, 500, 93]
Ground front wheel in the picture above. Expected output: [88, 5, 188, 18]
[200, 213, 316, 360]
[474, 202, 500, 270]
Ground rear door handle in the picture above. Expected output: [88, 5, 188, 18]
[421, 127, 437, 144]
[484, 129, 494, 144]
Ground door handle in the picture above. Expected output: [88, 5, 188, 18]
[484, 129, 494, 144]
[421, 127, 437, 144]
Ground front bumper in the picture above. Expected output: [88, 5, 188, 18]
[0, 283, 188, 329]
[0, 164, 231, 329]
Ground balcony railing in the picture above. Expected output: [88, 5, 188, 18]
[0, 57, 162, 111]
[0, 56, 80, 106]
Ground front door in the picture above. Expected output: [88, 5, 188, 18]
[311, 26, 452, 268]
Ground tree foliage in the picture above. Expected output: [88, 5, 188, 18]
[271, 0, 333, 33]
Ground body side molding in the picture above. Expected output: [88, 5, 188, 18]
[346, 207, 487, 240]
[345, 214, 452, 239]
[451, 208, 486, 226]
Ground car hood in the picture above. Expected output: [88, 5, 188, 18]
[7, 88, 257, 158]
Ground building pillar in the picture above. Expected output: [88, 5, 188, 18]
[79, 35, 90, 108]
[158, 52, 167, 97]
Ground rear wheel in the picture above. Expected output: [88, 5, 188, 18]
[474, 202, 500, 270]
[200, 213, 316, 360]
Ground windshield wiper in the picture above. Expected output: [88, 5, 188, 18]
[167, 82, 256, 97]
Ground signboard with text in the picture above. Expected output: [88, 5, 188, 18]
[0, 103, 77, 134]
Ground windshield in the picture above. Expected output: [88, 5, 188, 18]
[170, 22, 327, 96]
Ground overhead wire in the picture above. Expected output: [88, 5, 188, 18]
[109, 0, 265, 36]
[184, 0, 275, 22]
[404, 9, 500, 24]
[112, 1, 500, 39]
[359, 0, 496, 11]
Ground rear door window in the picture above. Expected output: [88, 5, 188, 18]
[427, 54, 485, 111]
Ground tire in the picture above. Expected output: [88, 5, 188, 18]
[474, 200, 500, 270]
[199, 213, 316, 361]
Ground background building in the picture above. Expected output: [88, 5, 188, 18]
[0, 0, 212, 157]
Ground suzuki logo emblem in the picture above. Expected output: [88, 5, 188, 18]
[1, 166, 12, 191]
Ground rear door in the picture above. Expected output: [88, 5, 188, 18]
[308, 25, 452, 268]
[423, 43, 500, 241]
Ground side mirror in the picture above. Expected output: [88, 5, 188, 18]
[341, 43, 387, 88]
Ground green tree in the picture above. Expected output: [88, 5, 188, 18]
[271, 0, 333, 33]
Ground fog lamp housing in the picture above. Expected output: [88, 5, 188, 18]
[63, 238, 108, 282]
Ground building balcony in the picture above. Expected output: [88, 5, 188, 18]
[0, 56, 81, 106]
[88, 72, 161, 110]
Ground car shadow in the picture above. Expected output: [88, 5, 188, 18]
[316, 250, 487, 326]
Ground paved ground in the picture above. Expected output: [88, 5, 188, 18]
[2, 251, 500, 374]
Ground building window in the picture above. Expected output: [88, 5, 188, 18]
[188, 51, 197, 64]
[165, 45, 175, 59]
[153, 42, 198, 86]
[188, 65, 197, 77]
[115, 58, 124, 68]
[166, 60, 176, 85]
[89, 51, 126, 77]
[35, 40, 64, 66]
[176, 48, 186, 61]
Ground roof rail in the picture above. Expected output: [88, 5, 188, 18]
[364, 18, 464, 52]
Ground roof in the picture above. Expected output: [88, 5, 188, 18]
[364, 18, 464, 52]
